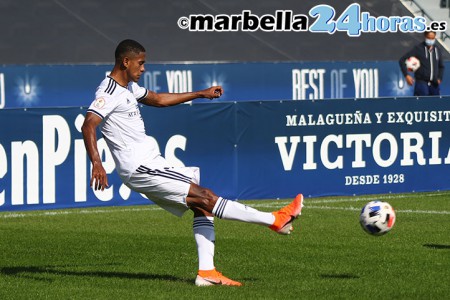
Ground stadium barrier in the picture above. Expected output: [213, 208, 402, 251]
[1, 97, 450, 211]
[0, 61, 449, 109]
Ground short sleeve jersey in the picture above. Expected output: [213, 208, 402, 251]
[87, 76, 160, 182]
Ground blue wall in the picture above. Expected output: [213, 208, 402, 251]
[1, 61, 449, 109]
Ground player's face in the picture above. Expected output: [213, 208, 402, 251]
[126, 52, 146, 82]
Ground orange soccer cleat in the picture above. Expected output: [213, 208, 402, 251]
[195, 268, 242, 287]
[269, 194, 304, 235]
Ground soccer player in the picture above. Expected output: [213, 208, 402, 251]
[82, 39, 303, 286]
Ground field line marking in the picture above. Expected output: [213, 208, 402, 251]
[305, 205, 450, 215]
[0, 206, 163, 219]
[1, 200, 449, 218]
[248, 203, 450, 215]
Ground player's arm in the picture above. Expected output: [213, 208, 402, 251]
[81, 112, 109, 191]
[139, 86, 223, 107]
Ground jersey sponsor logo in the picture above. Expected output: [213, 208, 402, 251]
[128, 110, 140, 118]
[93, 97, 105, 109]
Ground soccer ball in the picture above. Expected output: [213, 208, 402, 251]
[405, 56, 420, 72]
[359, 201, 396, 236]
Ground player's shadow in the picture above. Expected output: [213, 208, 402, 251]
[320, 273, 359, 279]
[0, 264, 192, 284]
[423, 244, 450, 250]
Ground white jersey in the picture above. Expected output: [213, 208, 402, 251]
[87, 76, 160, 182]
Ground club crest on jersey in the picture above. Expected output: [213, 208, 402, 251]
[93, 97, 105, 109]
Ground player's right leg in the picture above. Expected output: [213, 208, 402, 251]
[186, 184, 304, 235]
[269, 194, 304, 234]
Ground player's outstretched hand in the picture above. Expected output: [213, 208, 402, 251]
[202, 86, 223, 100]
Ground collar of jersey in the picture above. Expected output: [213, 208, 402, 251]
[107, 75, 128, 88]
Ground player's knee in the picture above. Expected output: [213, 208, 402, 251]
[188, 185, 217, 211]
[198, 188, 216, 207]
[199, 187, 215, 200]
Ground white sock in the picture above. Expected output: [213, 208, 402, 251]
[212, 197, 275, 226]
[193, 216, 215, 271]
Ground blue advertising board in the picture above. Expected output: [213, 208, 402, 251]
[0, 61, 449, 109]
[236, 98, 450, 198]
[1, 97, 450, 212]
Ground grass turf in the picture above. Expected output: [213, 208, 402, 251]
[0, 192, 449, 299]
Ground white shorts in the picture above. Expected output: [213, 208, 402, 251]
[125, 156, 200, 217]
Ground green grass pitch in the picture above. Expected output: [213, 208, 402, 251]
[0, 192, 449, 299]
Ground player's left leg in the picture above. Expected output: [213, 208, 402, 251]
[191, 206, 242, 286]
[192, 207, 215, 272]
